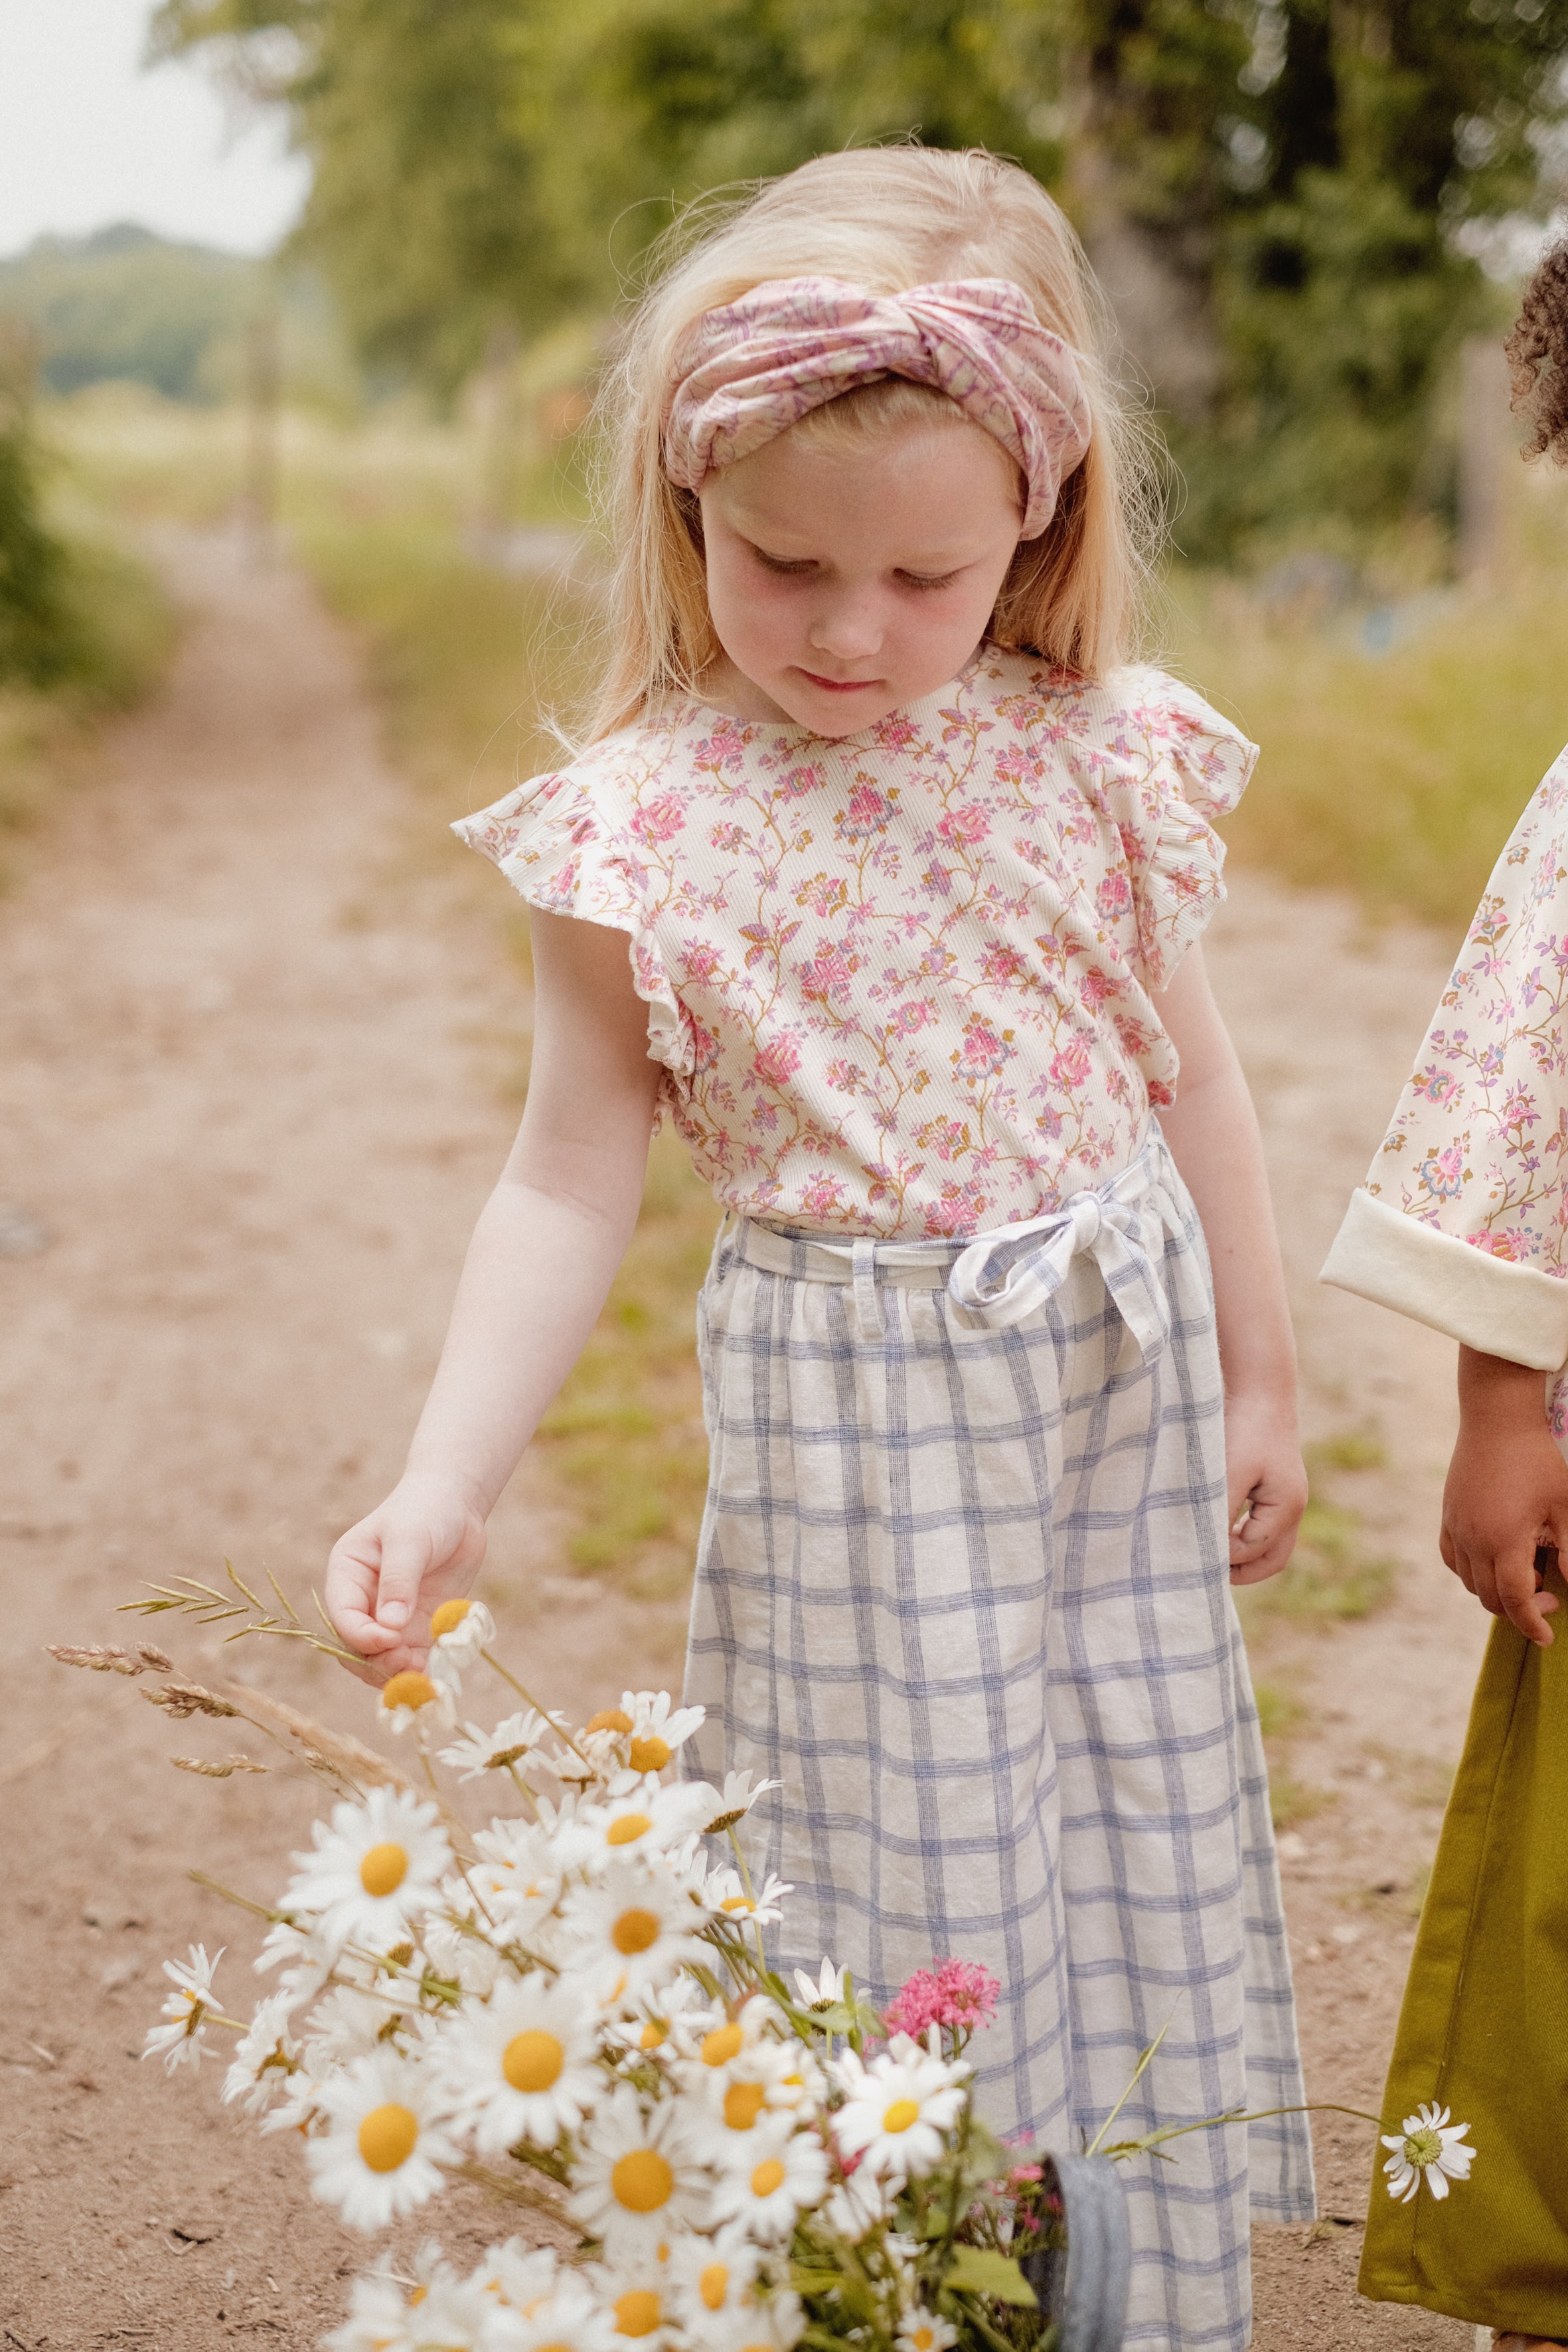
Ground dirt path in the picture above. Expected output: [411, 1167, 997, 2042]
[0, 540, 1492, 2349]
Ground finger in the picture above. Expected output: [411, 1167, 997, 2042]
[1467, 1545, 1506, 1619]
[1448, 1540, 1478, 1599]
[326, 1529, 400, 1658]
[1496, 1542, 1558, 1648]
[374, 1523, 435, 1640]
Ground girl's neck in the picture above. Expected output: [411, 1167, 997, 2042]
[687, 640, 990, 734]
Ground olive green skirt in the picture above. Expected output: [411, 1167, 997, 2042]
[1360, 1583, 1568, 2334]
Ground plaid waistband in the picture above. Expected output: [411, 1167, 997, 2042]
[728, 1131, 1182, 1353]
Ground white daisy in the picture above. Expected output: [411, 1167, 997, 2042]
[324, 2254, 420, 2352]
[440, 1972, 604, 2153]
[378, 1669, 459, 1736]
[510, 2270, 621, 2352]
[421, 1913, 505, 1999]
[686, 2044, 819, 2169]
[221, 1990, 299, 2112]
[704, 1868, 791, 1930]
[568, 2084, 711, 2262]
[307, 2048, 461, 2231]
[303, 1983, 410, 2067]
[791, 1960, 848, 2013]
[579, 1784, 714, 1871]
[253, 1915, 339, 2005]
[832, 2037, 969, 2183]
[439, 1709, 549, 1782]
[465, 2236, 560, 2313]
[560, 1860, 708, 2002]
[142, 1943, 224, 2073]
[694, 1773, 782, 1836]
[620, 1691, 706, 1777]
[707, 2119, 830, 2239]
[591, 2259, 678, 2351]
[284, 1785, 451, 1955]
[896, 2314, 957, 2352]
[666, 2225, 761, 2331]
[429, 1595, 497, 1664]
[1380, 2104, 1476, 2202]
[690, 2290, 805, 2352]
[471, 1819, 567, 1943]
[819, 2167, 896, 2242]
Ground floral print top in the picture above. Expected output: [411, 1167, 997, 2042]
[455, 646, 1254, 1238]
[1366, 743, 1568, 1267]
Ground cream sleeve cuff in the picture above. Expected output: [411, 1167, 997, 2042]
[1320, 1188, 1568, 1372]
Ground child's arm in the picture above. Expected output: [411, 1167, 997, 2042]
[1441, 1346, 1568, 1646]
[1153, 946, 1307, 1585]
[325, 911, 664, 1680]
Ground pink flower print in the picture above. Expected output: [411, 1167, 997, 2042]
[795, 872, 848, 917]
[994, 744, 1046, 790]
[710, 821, 747, 854]
[1147, 1078, 1175, 1108]
[1115, 821, 1141, 866]
[631, 791, 686, 845]
[1502, 1083, 1540, 1130]
[869, 713, 921, 753]
[917, 1115, 972, 1164]
[1112, 1014, 1154, 1058]
[799, 939, 861, 1007]
[1049, 1036, 1092, 1091]
[1095, 870, 1133, 921]
[680, 938, 726, 984]
[980, 943, 1032, 988]
[539, 854, 580, 909]
[751, 1031, 804, 1089]
[953, 1020, 1013, 1081]
[798, 1170, 848, 1219]
[1474, 1226, 1535, 1262]
[1411, 1063, 1457, 1105]
[826, 1058, 866, 1096]
[937, 803, 990, 848]
[836, 782, 898, 841]
[1078, 967, 1122, 1012]
[920, 864, 955, 899]
[775, 762, 826, 801]
[890, 998, 936, 1037]
[1418, 1145, 1466, 1202]
[693, 721, 749, 773]
[921, 1178, 991, 1238]
[690, 1018, 720, 1075]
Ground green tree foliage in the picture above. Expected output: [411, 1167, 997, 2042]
[0, 224, 256, 400]
[153, 0, 1568, 549]
[0, 351, 76, 689]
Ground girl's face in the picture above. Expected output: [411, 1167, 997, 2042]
[696, 416, 1024, 736]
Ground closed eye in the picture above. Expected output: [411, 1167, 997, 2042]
[750, 546, 817, 577]
[897, 568, 961, 592]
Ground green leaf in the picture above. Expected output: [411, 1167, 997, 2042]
[942, 2248, 1037, 2309]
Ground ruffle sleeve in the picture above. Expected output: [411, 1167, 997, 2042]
[1321, 743, 1568, 1372]
[452, 757, 694, 1079]
[1103, 668, 1258, 991]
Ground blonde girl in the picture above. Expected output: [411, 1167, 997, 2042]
[325, 147, 1315, 2349]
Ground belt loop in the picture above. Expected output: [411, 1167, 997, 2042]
[850, 1237, 884, 1338]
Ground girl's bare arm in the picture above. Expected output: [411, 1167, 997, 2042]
[1441, 1348, 1568, 1646]
[325, 911, 663, 1679]
[1154, 946, 1307, 1583]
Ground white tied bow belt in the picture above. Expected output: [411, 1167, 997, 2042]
[732, 1136, 1180, 1360]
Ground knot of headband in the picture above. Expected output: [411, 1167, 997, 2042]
[663, 275, 1092, 540]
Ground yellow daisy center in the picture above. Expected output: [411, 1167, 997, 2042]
[357, 2103, 419, 2173]
[381, 1672, 436, 1713]
[628, 1735, 671, 1774]
[912, 2329, 935, 2349]
[611, 2150, 674, 2213]
[410, 2285, 429, 2307]
[612, 1907, 660, 1956]
[640, 2021, 667, 2050]
[749, 2157, 786, 2197]
[702, 2023, 744, 2067]
[721, 1897, 753, 1913]
[429, 1598, 472, 1638]
[534, 2341, 576, 2351]
[358, 1842, 408, 1897]
[724, 2080, 768, 2132]
[614, 2292, 662, 2337]
[607, 1814, 653, 1847]
[503, 2029, 564, 2093]
[699, 2264, 729, 2312]
[883, 2098, 920, 2134]
[587, 1707, 633, 1735]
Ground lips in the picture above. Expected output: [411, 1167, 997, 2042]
[797, 669, 880, 694]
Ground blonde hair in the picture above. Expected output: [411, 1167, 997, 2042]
[586, 147, 1161, 741]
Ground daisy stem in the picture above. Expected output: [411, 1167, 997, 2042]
[726, 1824, 770, 1976]
[506, 1759, 540, 1819]
[481, 1651, 590, 1764]
[187, 1869, 288, 1924]
[445, 2157, 568, 2216]
[1100, 2100, 1386, 2161]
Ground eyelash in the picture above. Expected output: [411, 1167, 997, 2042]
[752, 550, 959, 593]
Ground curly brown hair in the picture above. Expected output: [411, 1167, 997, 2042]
[1505, 238, 1568, 464]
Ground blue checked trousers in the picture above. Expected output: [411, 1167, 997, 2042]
[682, 1135, 1314, 2352]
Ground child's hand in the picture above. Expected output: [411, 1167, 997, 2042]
[325, 1474, 489, 1685]
[1223, 1391, 1308, 1586]
[1441, 1348, 1567, 1648]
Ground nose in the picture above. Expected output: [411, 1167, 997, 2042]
[808, 588, 884, 664]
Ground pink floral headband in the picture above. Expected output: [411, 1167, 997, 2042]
[663, 275, 1092, 540]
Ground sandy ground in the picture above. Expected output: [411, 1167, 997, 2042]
[0, 536, 1495, 2349]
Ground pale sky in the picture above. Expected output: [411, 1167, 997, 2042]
[0, 0, 309, 258]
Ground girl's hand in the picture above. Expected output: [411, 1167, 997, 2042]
[325, 1474, 489, 1686]
[1442, 1348, 1567, 1648]
[1224, 1391, 1308, 1586]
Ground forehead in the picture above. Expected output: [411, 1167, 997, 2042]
[708, 415, 1023, 549]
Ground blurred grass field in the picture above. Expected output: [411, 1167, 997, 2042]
[38, 390, 1568, 1589]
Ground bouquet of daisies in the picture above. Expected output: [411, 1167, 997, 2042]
[55, 1582, 1063, 2352]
